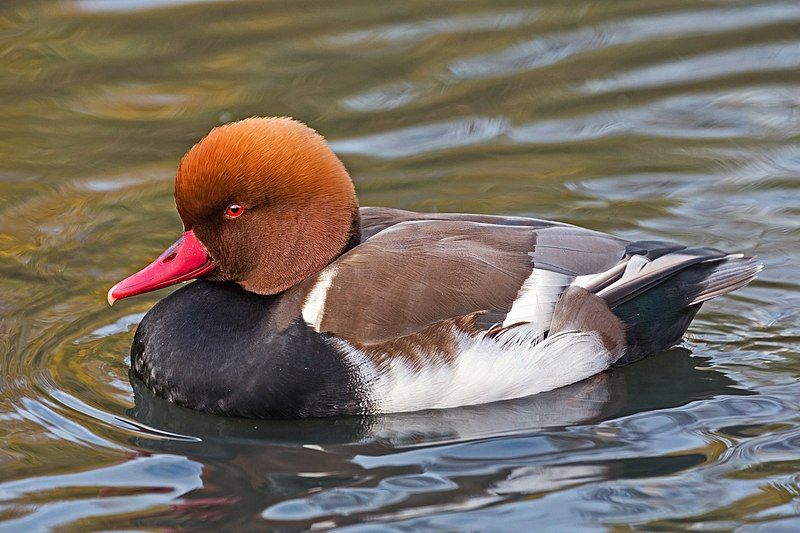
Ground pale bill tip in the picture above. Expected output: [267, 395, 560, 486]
[107, 283, 118, 306]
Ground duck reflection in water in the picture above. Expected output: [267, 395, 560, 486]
[118, 349, 749, 527]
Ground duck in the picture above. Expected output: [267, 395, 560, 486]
[108, 116, 762, 419]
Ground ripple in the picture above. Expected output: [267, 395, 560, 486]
[330, 117, 510, 159]
[449, 3, 800, 79]
[47, 388, 199, 442]
[492, 464, 607, 495]
[80, 176, 145, 193]
[263, 473, 458, 521]
[0, 455, 202, 530]
[582, 42, 800, 94]
[449, 28, 588, 80]
[78, 312, 146, 342]
[341, 83, 424, 112]
[74, 0, 226, 12]
[717, 146, 800, 185]
[510, 87, 800, 144]
[70, 84, 198, 121]
[16, 397, 124, 451]
[324, 10, 539, 47]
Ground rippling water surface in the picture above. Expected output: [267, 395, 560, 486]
[1, 0, 799, 529]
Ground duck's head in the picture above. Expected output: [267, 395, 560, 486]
[108, 117, 359, 304]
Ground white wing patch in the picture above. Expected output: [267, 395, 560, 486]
[622, 254, 651, 276]
[572, 273, 599, 289]
[571, 256, 650, 291]
[339, 325, 619, 414]
[502, 269, 573, 336]
[301, 266, 338, 331]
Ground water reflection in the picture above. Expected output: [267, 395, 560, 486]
[0, 455, 203, 531]
[87, 350, 748, 526]
[128, 350, 740, 449]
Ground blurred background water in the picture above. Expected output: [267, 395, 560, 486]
[0, 0, 798, 529]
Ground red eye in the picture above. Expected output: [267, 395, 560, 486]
[225, 204, 244, 218]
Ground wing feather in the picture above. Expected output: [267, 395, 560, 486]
[305, 216, 630, 343]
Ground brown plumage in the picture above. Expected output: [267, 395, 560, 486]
[311, 220, 535, 342]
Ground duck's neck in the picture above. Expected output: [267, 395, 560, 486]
[343, 203, 363, 253]
[236, 199, 361, 296]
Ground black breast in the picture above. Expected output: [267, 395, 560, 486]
[130, 280, 363, 418]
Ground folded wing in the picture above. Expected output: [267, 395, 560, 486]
[303, 215, 628, 343]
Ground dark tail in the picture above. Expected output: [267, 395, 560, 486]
[608, 252, 762, 366]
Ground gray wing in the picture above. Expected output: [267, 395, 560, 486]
[359, 206, 573, 240]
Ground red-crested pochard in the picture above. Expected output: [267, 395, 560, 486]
[109, 117, 761, 419]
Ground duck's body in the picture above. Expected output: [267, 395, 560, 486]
[130, 205, 760, 418]
[108, 116, 760, 418]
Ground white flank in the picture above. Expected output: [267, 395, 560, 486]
[339, 326, 619, 414]
[301, 267, 338, 331]
[502, 269, 573, 335]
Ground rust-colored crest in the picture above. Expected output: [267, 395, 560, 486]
[173, 117, 360, 294]
[176, 117, 354, 224]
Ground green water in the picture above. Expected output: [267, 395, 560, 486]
[1, 0, 799, 529]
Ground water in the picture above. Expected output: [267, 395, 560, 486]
[0, 0, 798, 529]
